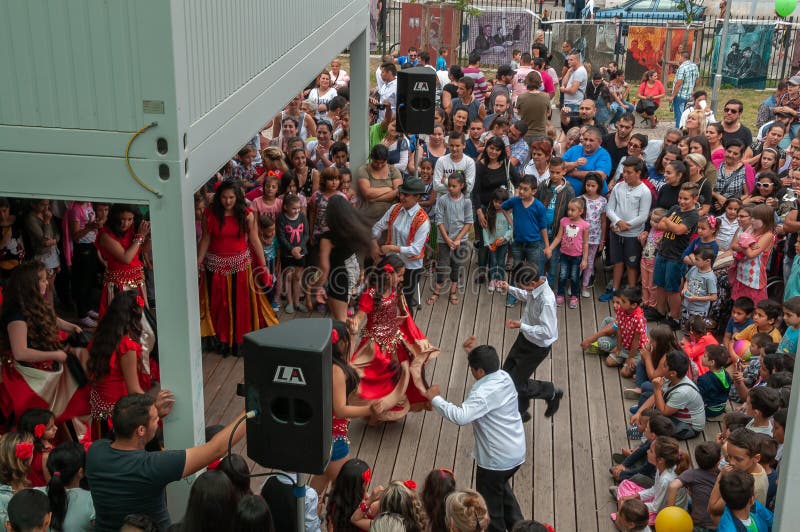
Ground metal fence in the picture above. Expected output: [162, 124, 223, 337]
[377, 1, 799, 87]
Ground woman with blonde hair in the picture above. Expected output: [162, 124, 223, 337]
[445, 490, 490, 531]
[682, 109, 707, 138]
[0, 432, 34, 522]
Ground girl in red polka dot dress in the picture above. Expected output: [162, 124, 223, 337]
[606, 286, 649, 379]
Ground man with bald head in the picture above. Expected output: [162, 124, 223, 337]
[560, 98, 605, 135]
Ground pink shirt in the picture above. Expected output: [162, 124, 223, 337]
[559, 217, 589, 257]
[511, 66, 534, 102]
[540, 69, 555, 95]
[250, 196, 283, 221]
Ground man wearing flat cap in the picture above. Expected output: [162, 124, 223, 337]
[371, 177, 431, 313]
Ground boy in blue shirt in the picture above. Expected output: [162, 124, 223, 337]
[716, 470, 773, 532]
[502, 176, 549, 307]
[723, 296, 755, 353]
[778, 296, 800, 356]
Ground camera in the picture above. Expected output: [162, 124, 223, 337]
[376, 103, 386, 110]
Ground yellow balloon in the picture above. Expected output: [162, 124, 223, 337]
[654, 506, 693, 532]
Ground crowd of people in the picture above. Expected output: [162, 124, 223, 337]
[2, 28, 800, 532]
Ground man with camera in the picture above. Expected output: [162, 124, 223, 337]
[371, 62, 397, 121]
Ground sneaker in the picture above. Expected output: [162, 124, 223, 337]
[487, 280, 496, 293]
[581, 288, 591, 298]
[598, 289, 615, 302]
[474, 273, 487, 285]
[644, 307, 665, 321]
[284, 303, 295, 314]
[79, 316, 98, 328]
[584, 341, 601, 355]
[623, 388, 642, 400]
[556, 295, 565, 306]
[544, 389, 564, 417]
[568, 296, 579, 309]
[612, 452, 626, 465]
[271, 302, 280, 312]
[87, 310, 100, 320]
[629, 404, 639, 414]
[626, 426, 644, 440]
[609, 485, 619, 499]
[296, 303, 309, 313]
[505, 295, 517, 307]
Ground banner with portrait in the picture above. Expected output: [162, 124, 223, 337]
[466, 10, 534, 66]
[711, 23, 774, 89]
[549, 23, 617, 75]
[625, 27, 697, 83]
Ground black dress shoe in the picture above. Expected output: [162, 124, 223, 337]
[520, 411, 532, 423]
[544, 389, 564, 418]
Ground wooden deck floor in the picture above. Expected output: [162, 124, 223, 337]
[202, 253, 723, 531]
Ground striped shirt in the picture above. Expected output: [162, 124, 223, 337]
[434, 193, 473, 242]
[674, 60, 699, 99]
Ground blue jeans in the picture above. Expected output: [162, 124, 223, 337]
[488, 243, 509, 281]
[558, 253, 581, 296]
[511, 241, 545, 280]
[673, 96, 688, 128]
[611, 101, 635, 124]
[634, 359, 649, 388]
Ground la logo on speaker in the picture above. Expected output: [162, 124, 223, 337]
[413, 81, 429, 91]
[273, 365, 307, 385]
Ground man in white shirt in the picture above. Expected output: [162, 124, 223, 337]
[497, 264, 563, 422]
[560, 50, 588, 115]
[373, 62, 397, 121]
[371, 177, 431, 313]
[423, 339, 526, 532]
[433, 132, 476, 194]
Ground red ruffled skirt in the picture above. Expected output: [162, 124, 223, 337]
[199, 260, 278, 346]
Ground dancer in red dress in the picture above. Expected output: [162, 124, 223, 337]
[347, 255, 439, 421]
[197, 181, 278, 355]
[95, 205, 149, 317]
[87, 290, 154, 435]
[0, 261, 89, 424]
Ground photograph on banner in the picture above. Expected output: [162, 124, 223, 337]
[624, 27, 694, 82]
[400, 2, 461, 66]
[466, 10, 533, 65]
[548, 23, 617, 74]
[711, 23, 774, 89]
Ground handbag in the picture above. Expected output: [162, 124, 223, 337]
[636, 98, 656, 115]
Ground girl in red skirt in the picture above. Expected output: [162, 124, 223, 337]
[198, 181, 278, 356]
[347, 255, 438, 422]
[87, 290, 153, 435]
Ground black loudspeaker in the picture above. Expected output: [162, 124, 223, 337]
[397, 67, 436, 135]
[241, 318, 332, 474]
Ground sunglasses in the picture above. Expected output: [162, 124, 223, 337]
[724, 108, 740, 114]
[756, 182, 774, 188]
[629, 143, 642, 149]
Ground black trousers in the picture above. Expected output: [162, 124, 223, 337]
[476, 464, 523, 532]
[502, 334, 554, 414]
[401, 266, 423, 316]
[71, 243, 99, 317]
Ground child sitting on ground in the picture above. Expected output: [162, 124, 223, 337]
[681, 315, 718, 377]
[715, 470, 773, 532]
[581, 292, 622, 354]
[731, 336, 777, 403]
[709, 428, 769, 518]
[744, 386, 781, 436]
[611, 411, 674, 488]
[723, 296, 755, 352]
[756, 434, 779, 510]
[607, 286, 648, 379]
[729, 299, 783, 364]
[778, 296, 800, 355]
[697, 345, 732, 418]
[614, 499, 651, 532]
[665, 441, 721, 531]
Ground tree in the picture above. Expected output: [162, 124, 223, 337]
[675, 0, 705, 26]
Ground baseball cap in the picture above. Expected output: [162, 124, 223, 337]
[789, 75, 800, 86]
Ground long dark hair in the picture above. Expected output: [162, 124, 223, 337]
[422, 469, 457, 532]
[654, 145, 683, 176]
[487, 187, 510, 234]
[325, 195, 372, 254]
[17, 408, 55, 453]
[2, 261, 60, 351]
[648, 324, 680, 370]
[88, 290, 143, 380]
[211, 181, 248, 236]
[181, 470, 239, 532]
[327, 458, 371, 532]
[107, 204, 143, 238]
[233, 494, 275, 532]
[45, 442, 85, 531]
[478, 136, 508, 166]
[332, 320, 359, 396]
[689, 135, 712, 162]
[216, 454, 252, 499]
